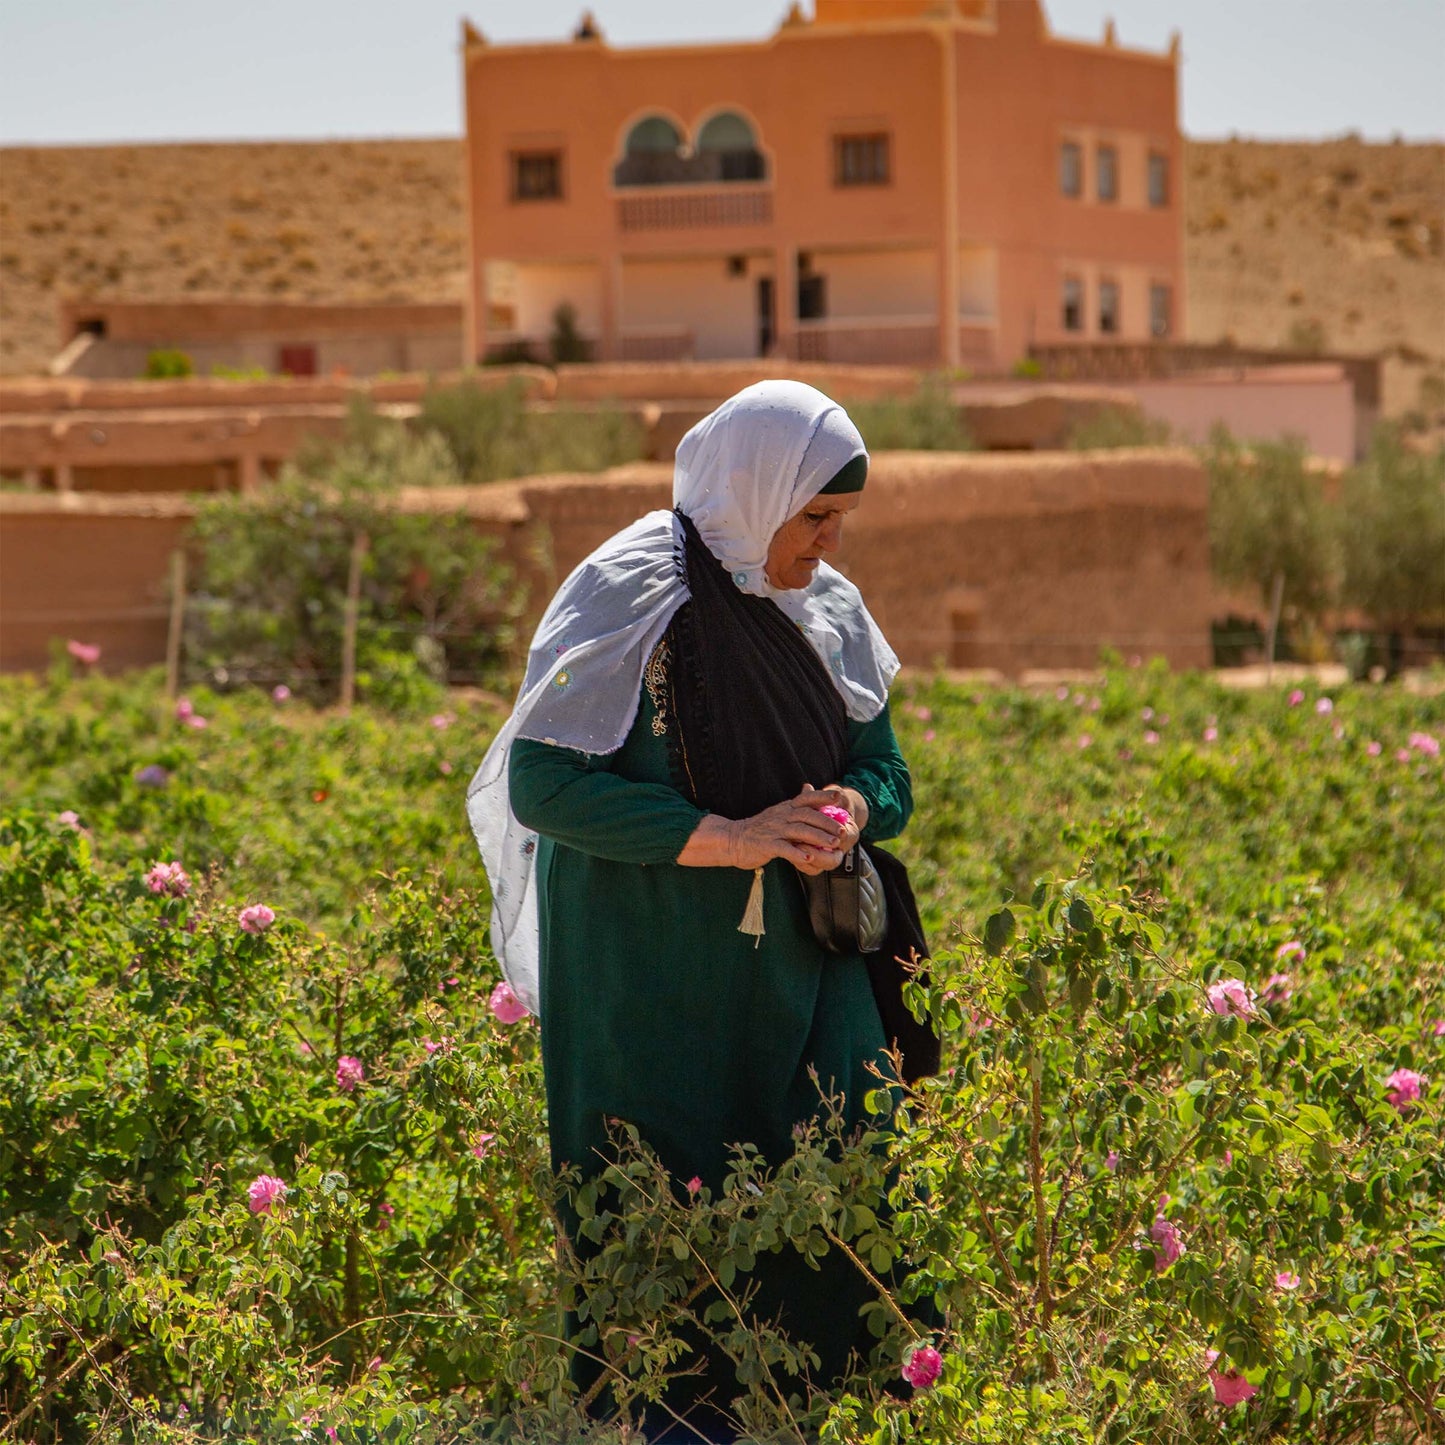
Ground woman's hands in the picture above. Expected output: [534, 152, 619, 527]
[676, 784, 867, 874]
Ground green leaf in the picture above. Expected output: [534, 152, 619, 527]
[984, 908, 1016, 957]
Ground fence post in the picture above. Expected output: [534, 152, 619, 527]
[339, 531, 369, 712]
[164, 548, 187, 701]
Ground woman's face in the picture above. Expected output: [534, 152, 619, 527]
[764, 491, 863, 590]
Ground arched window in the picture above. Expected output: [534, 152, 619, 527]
[696, 111, 766, 182]
[625, 115, 684, 155]
[614, 114, 687, 186]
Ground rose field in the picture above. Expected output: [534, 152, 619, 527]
[1, 661, 1441, 1444]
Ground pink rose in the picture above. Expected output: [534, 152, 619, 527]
[819, 804, 853, 828]
[57, 810, 82, 830]
[1315, 697, 1333, 715]
[238, 903, 275, 934]
[471, 1132, 497, 1160]
[144, 861, 191, 898]
[901, 1344, 943, 1389]
[185, 714, 208, 730]
[1431, 1019, 1445, 1039]
[1077, 734, 1092, 749]
[489, 980, 528, 1024]
[1288, 689, 1304, 706]
[175, 697, 194, 720]
[1409, 731, 1441, 757]
[685, 1175, 702, 1198]
[1203, 726, 1218, 743]
[1385, 1068, 1424, 1112]
[1274, 1270, 1300, 1291]
[1366, 740, 1382, 756]
[1274, 940, 1305, 964]
[1104, 1150, 1119, 1173]
[1143, 730, 1160, 745]
[66, 639, 101, 666]
[430, 712, 455, 730]
[1261, 973, 1294, 1006]
[1150, 1208, 1184, 1271]
[247, 1173, 287, 1216]
[271, 684, 291, 702]
[923, 729, 936, 742]
[1208, 1353, 1259, 1407]
[1207, 978, 1257, 1019]
[336, 1056, 365, 1092]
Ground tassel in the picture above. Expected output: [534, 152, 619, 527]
[738, 866, 765, 947]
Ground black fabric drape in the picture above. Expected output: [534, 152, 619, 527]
[665, 508, 847, 816]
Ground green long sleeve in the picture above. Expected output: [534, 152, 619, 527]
[509, 737, 706, 865]
[842, 702, 913, 843]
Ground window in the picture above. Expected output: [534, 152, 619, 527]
[1062, 276, 1084, 333]
[1148, 151, 1169, 208]
[511, 150, 563, 201]
[278, 344, 317, 377]
[1150, 283, 1172, 338]
[696, 111, 766, 182]
[1098, 279, 1119, 334]
[1096, 144, 1118, 203]
[834, 133, 890, 187]
[798, 272, 827, 320]
[1060, 141, 1081, 199]
[625, 115, 684, 155]
[615, 114, 689, 187]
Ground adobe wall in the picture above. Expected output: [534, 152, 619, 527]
[2, 451, 1211, 677]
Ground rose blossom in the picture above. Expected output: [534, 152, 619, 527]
[271, 684, 291, 703]
[819, 804, 853, 828]
[1385, 1068, 1424, 1112]
[1203, 726, 1218, 743]
[1409, 731, 1441, 757]
[1431, 1019, 1445, 1039]
[430, 712, 455, 730]
[1143, 730, 1160, 745]
[686, 1175, 703, 1197]
[1104, 1150, 1119, 1173]
[66, 639, 101, 666]
[57, 810, 82, 829]
[336, 1056, 365, 1092]
[238, 903, 275, 934]
[1077, 733, 1093, 749]
[1207, 978, 1257, 1019]
[1288, 689, 1304, 706]
[1396, 748, 1412, 763]
[185, 713, 209, 730]
[1206, 1351, 1259, 1407]
[1315, 697, 1333, 715]
[1366, 740, 1382, 756]
[247, 1173, 287, 1215]
[901, 1344, 943, 1389]
[1274, 1270, 1300, 1291]
[1275, 940, 1306, 964]
[472, 1132, 497, 1160]
[1261, 973, 1294, 1006]
[1150, 1205, 1184, 1271]
[175, 697, 194, 720]
[489, 980, 528, 1024]
[144, 861, 191, 898]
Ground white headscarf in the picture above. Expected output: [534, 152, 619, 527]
[466, 380, 900, 1014]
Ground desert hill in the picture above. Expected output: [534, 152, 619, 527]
[1, 136, 1441, 409]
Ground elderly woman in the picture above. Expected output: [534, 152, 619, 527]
[467, 380, 926, 1439]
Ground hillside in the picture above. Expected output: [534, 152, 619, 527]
[2, 136, 1442, 409]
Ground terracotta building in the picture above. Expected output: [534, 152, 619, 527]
[461, 0, 1182, 371]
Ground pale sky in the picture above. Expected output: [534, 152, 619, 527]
[0, 0, 1441, 147]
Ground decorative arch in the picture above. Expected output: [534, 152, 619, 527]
[613, 110, 689, 187]
[695, 110, 756, 153]
[624, 113, 685, 155]
[691, 106, 768, 183]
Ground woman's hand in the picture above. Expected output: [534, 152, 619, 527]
[676, 788, 852, 873]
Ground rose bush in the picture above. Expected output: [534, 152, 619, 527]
[0, 663, 1440, 1442]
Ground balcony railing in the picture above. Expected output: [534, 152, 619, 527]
[617, 186, 772, 233]
[794, 316, 940, 366]
[617, 327, 695, 362]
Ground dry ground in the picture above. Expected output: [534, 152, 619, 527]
[2, 136, 1442, 411]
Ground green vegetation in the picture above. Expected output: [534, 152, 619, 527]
[2, 664, 1441, 1442]
[842, 376, 974, 453]
[1066, 405, 1173, 450]
[186, 413, 520, 705]
[415, 378, 644, 484]
[143, 348, 195, 379]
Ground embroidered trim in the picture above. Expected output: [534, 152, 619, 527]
[644, 637, 671, 736]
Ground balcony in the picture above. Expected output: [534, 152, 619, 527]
[617, 186, 772, 233]
[613, 148, 767, 188]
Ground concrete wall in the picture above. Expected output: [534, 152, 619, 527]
[619, 257, 759, 359]
[1, 450, 1212, 676]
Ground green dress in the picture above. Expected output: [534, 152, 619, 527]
[508, 683, 912, 1416]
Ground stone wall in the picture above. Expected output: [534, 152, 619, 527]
[2, 450, 1211, 676]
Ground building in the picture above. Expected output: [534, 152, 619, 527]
[461, 0, 1183, 372]
[51, 299, 465, 381]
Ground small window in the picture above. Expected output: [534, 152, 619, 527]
[798, 272, 827, 321]
[1096, 144, 1118, 203]
[511, 150, 563, 202]
[1098, 279, 1120, 334]
[835, 133, 890, 187]
[1060, 141, 1081, 199]
[1150, 283, 1172, 338]
[1062, 276, 1084, 333]
[1148, 151, 1169, 208]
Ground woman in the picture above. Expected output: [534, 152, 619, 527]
[467, 380, 921, 1439]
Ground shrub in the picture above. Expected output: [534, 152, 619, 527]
[1011, 357, 1044, 380]
[143, 348, 194, 379]
[842, 376, 974, 452]
[415, 377, 643, 483]
[548, 302, 592, 365]
[1067, 406, 1172, 450]
[185, 412, 520, 703]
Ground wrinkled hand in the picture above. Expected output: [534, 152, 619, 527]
[728, 788, 849, 875]
[802, 782, 867, 850]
